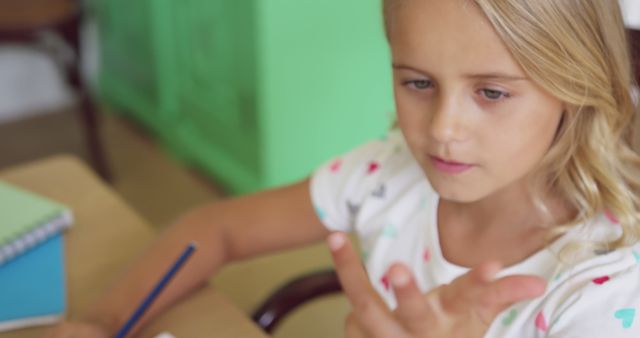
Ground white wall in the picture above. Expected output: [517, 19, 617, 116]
[621, 0, 640, 29]
[0, 21, 99, 123]
[0, 46, 72, 122]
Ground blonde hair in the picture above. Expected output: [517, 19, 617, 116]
[383, 0, 640, 253]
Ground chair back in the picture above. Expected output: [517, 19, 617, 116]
[630, 29, 640, 84]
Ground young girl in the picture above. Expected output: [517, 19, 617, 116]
[47, 0, 640, 337]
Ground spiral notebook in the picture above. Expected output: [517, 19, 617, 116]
[0, 181, 73, 266]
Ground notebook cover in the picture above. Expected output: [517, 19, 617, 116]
[0, 234, 66, 331]
[0, 181, 68, 243]
[0, 181, 72, 266]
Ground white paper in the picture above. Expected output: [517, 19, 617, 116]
[153, 332, 176, 338]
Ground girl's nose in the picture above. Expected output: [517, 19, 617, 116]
[428, 98, 468, 144]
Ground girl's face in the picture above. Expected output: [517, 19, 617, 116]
[390, 0, 565, 203]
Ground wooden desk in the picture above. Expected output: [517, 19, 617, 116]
[0, 156, 268, 338]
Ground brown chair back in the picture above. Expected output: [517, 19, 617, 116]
[630, 29, 640, 84]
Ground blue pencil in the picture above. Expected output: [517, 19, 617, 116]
[114, 242, 197, 338]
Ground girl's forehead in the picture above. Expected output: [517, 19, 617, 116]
[389, 0, 524, 77]
[390, 0, 488, 35]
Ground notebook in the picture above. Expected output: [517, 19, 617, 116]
[0, 181, 73, 266]
[0, 234, 66, 331]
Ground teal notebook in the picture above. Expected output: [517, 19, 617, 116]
[0, 234, 66, 331]
[0, 181, 72, 266]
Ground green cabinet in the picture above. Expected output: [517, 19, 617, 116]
[96, 0, 394, 193]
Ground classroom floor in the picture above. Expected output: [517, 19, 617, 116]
[0, 108, 222, 228]
[0, 108, 348, 338]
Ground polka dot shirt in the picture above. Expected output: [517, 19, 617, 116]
[310, 129, 640, 337]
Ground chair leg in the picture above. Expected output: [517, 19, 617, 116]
[76, 90, 112, 181]
[59, 12, 112, 181]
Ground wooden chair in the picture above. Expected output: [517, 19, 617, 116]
[251, 28, 640, 335]
[0, 0, 111, 180]
[251, 269, 341, 332]
[630, 29, 640, 84]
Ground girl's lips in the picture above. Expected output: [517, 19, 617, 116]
[429, 156, 475, 174]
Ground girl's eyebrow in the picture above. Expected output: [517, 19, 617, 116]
[392, 63, 529, 82]
[463, 72, 529, 82]
[392, 63, 431, 76]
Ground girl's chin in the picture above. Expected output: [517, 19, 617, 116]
[430, 183, 488, 203]
[437, 191, 484, 204]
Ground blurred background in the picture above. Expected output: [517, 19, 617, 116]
[0, 1, 638, 337]
[0, 0, 394, 337]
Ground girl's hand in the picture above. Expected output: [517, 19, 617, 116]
[327, 232, 547, 338]
[42, 321, 110, 338]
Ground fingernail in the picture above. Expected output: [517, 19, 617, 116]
[391, 269, 410, 287]
[327, 233, 345, 251]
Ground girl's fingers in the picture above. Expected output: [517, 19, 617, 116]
[345, 313, 369, 338]
[327, 232, 397, 335]
[388, 263, 431, 331]
[477, 274, 546, 321]
[329, 235, 545, 335]
[440, 261, 502, 311]
[442, 261, 546, 324]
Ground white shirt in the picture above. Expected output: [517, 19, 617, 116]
[310, 130, 640, 337]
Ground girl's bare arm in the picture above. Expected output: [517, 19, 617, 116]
[76, 178, 328, 335]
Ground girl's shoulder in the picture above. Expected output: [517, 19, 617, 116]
[542, 248, 640, 336]
[539, 217, 640, 336]
[550, 213, 640, 286]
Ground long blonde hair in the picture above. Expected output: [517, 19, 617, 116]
[383, 0, 640, 252]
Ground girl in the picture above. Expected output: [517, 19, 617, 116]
[48, 0, 640, 337]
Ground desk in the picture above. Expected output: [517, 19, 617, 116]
[0, 156, 268, 338]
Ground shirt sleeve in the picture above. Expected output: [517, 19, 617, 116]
[546, 250, 640, 337]
[309, 134, 400, 233]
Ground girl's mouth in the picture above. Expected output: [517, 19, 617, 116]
[429, 156, 475, 174]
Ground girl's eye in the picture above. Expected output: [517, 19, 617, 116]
[404, 79, 433, 90]
[480, 88, 509, 101]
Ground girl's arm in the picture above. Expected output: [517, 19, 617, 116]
[49, 178, 328, 336]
